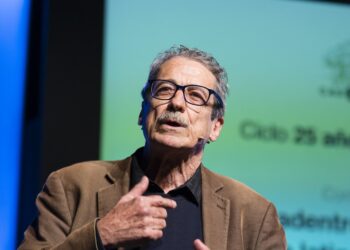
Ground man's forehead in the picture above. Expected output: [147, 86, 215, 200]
[157, 56, 217, 86]
[159, 56, 206, 71]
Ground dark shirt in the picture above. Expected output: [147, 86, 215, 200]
[96, 149, 203, 250]
[130, 151, 203, 250]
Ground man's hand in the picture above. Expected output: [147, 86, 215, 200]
[194, 239, 210, 250]
[97, 176, 177, 248]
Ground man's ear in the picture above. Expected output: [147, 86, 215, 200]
[138, 101, 145, 126]
[138, 101, 148, 126]
[209, 117, 224, 142]
[138, 111, 142, 126]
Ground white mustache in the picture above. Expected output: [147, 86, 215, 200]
[157, 112, 188, 127]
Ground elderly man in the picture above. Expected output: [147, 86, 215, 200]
[19, 46, 286, 250]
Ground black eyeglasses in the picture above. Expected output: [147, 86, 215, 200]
[149, 79, 223, 107]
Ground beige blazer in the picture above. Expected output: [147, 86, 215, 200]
[18, 156, 286, 250]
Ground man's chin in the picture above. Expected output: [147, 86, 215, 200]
[151, 135, 194, 150]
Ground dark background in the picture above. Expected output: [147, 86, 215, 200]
[16, 0, 103, 244]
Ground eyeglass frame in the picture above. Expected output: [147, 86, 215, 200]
[147, 79, 224, 108]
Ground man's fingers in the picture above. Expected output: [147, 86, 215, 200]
[141, 228, 163, 241]
[149, 217, 167, 230]
[124, 176, 149, 201]
[147, 195, 177, 208]
[148, 207, 167, 218]
[194, 239, 210, 250]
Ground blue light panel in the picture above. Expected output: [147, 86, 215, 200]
[0, 0, 30, 248]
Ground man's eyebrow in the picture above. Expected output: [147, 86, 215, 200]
[157, 79, 204, 86]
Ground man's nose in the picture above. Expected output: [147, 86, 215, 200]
[168, 89, 186, 111]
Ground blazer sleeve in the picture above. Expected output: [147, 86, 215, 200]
[18, 171, 99, 250]
[255, 203, 287, 250]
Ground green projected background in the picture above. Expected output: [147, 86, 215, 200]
[101, 1, 350, 248]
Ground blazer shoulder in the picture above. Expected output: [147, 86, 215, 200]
[50, 156, 132, 188]
[202, 166, 271, 209]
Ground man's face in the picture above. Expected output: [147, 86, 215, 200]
[140, 56, 224, 150]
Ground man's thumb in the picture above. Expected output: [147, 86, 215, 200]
[194, 239, 209, 250]
[127, 176, 149, 198]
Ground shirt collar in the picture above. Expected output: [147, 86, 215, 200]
[130, 148, 202, 205]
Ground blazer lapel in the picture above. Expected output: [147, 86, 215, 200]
[202, 167, 230, 250]
[97, 157, 132, 217]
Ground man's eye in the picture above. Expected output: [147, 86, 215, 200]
[188, 90, 206, 101]
[155, 86, 173, 96]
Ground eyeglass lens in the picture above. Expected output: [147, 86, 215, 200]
[151, 80, 210, 105]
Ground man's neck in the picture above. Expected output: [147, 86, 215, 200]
[141, 144, 203, 193]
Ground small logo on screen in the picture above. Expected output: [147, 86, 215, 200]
[320, 40, 350, 102]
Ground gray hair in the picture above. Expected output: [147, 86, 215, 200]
[142, 45, 229, 119]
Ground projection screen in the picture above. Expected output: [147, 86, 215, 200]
[101, 1, 350, 248]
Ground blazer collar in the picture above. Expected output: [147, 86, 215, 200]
[97, 156, 132, 217]
[202, 166, 230, 250]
